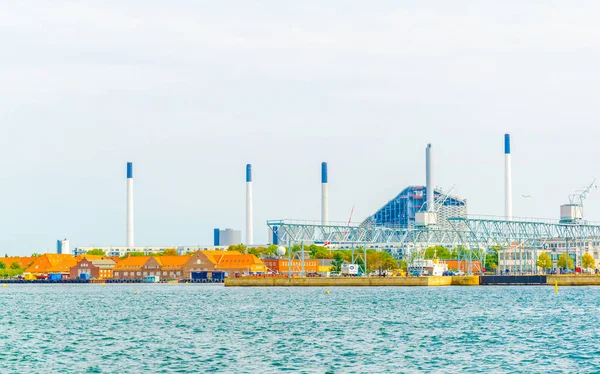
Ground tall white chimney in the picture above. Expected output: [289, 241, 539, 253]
[505, 134, 512, 220]
[426, 144, 434, 212]
[126, 162, 134, 247]
[321, 162, 329, 225]
[246, 164, 253, 245]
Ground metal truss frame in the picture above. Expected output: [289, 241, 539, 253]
[268, 216, 600, 275]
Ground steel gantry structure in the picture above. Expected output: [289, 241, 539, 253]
[268, 215, 600, 275]
[448, 215, 600, 273]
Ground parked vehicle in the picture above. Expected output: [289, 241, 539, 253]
[341, 264, 360, 276]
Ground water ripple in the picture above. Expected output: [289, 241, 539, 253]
[2, 284, 600, 372]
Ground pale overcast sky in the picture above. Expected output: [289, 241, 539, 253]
[2, 1, 600, 254]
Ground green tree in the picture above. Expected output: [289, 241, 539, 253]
[127, 252, 146, 257]
[398, 260, 408, 271]
[367, 253, 383, 272]
[331, 252, 345, 272]
[0, 267, 25, 279]
[86, 249, 106, 256]
[309, 245, 332, 259]
[31, 253, 42, 257]
[424, 246, 452, 259]
[582, 252, 595, 270]
[485, 246, 500, 271]
[536, 252, 553, 273]
[0, 262, 5, 269]
[9, 262, 20, 270]
[557, 253, 574, 270]
[247, 246, 277, 258]
[383, 254, 399, 270]
[162, 248, 178, 256]
[227, 244, 247, 253]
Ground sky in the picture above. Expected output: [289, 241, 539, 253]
[2, 1, 600, 255]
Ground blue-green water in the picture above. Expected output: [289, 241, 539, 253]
[1, 285, 600, 373]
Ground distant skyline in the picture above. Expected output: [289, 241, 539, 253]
[2, 1, 600, 255]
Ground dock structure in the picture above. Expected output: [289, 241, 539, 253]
[267, 216, 600, 275]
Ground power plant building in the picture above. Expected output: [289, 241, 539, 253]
[213, 228, 242, 247]
[365, 186, 467, 230]
[57, 239, 70, 255]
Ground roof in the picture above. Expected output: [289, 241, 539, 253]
[211, 254, 265, 269]
[113, 256, 153, 270]
[0, 257, 34, 269]
[76, 254, 121, 263]
[89, 259, 117, 269]
[156, 256, 188, 269]
[366, 185, 467, 228]
[76, 254, 104, 261]
[25, 254, 78, 274]
[199, 250, 241, 264]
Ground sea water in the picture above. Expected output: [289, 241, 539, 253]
[1, 284, 600, 373]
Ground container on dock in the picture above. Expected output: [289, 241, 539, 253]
[48, 273, 63, 281]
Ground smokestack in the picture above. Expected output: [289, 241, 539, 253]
[126, 162, 134, 247]
[321, 162, 329, 225]
[246, 164, 253, 245]
[505, 134, 512, 220]
[426, 144, 434, 212]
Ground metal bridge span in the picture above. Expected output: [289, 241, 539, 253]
[267, 216, 600, 274]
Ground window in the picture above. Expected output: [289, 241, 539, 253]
[137, 272, 141, 276]
[114, 272, 119, 276]
[124, 272, 129, 276]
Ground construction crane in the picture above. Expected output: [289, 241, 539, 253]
[561, 178, 597, 224]
[568, 178, 597, 206]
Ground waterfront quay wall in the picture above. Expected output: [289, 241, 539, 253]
[451, 276, 480, 286]
[225, 276, 454, 287]
[547, 275, 600, 286]
[226, 275, 600, 287]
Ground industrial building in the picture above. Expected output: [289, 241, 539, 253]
[55, 133, 600, 277]
[56, 239, 70, 255]
[72, 245, 231, 258]
[70, 258, 116, 280]
[213, 228, 242, 247]
[364, 186, 467, 230]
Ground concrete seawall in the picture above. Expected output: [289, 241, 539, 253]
[226, 275, 600, 287]
[547, 275, 600, 286]
[225, 276, 454, 287]
[451, 276, 480, 286]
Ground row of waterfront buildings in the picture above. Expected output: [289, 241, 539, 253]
[2, 251, 335, 281]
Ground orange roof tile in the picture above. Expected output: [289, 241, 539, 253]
[199, 250, 242, 264]
[25, 254, 78, 274]
[76, 254, 106, 261]
[156, 256, 188, 269]
[113, 256, 152, 270]
[0, 257, 34, 269]
[212, 254, 265, 269]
